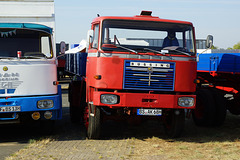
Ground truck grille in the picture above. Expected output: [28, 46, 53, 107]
[123, 60, 175, 91]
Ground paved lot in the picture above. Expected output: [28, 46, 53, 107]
[1, 85, 169, 160]
[2, 84, 240, 159]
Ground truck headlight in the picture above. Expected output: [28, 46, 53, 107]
[101, 94, 118, 104]
[37, 100, 54, 109]
[178, 97, 194, 107]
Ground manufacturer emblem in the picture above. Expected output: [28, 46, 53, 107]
[3, 66, 8, 71]
[147, 67, 153, 73]
[147, 67, 153, 86]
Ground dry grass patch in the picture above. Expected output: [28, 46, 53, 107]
[131, 137, 240, 160]
[6, 137, 55, 160]
[130, 114, 240, 160]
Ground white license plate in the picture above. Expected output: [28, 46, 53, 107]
[137, 109, 162, 116]
[0, 106, 21, 112]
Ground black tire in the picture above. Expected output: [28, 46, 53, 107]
[163, 109, 185, 138]
[69, 81, 86, 123]
[227, 95, 240, 115]
[209, 88, 227, 127]
[192, 89, 216, 126]
[87, 104, 101, 139]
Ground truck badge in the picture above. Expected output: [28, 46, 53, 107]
[3, 66, 8, 71]
[147, 67, 153, 73]
[147, 67, 153, 86]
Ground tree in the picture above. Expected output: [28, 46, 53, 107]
[233, 42, 240, 49]
[211, 45, 218, 49]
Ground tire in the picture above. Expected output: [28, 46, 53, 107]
[227, 95, 240, 115]
[192, 89, 216, 126]
[87, 104, 101, 139]
[69, 81, 86, 123]
[209, 88, 227, 127]
[163, 109, 185, 138]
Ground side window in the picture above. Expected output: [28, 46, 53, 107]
[92, 24, 99, 49]
[41, 36, 52, 57]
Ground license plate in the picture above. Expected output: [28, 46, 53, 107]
[137, 109, 162, 116]
[0, 106, 21, 112]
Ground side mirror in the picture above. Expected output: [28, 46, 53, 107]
[87, 30, 94, 45]
[197, 35, 214, 62]
[60, 41, 66, 54]
[206, 35, 213, 49]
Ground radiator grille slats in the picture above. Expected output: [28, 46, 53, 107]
[123, 60, 175, 91]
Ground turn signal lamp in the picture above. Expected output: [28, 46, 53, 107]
[32, 112, 40, 120]
[44, 111, 53, 119]
[194, 79, 200, 84]
[94, 75, 102, 80]
[53, 81, 59, 85]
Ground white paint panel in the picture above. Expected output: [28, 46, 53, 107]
[0, 60, 57, 97]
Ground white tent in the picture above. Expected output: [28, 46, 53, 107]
[65, 40, 87, 54]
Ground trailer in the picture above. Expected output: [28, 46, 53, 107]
[0, 0, 62, 129]
[192, 49, 240, 126]
[66, 11, 209, 139]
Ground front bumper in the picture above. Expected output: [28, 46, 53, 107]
[0, 85, 62, 121]
[93, 91, 196, 109]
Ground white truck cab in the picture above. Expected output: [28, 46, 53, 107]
[0, 0, 62, 125]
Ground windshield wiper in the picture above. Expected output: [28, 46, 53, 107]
[143, 48, 167, 56]
[22, 55, 47, 59]
[114, 35, 138, 54]
[163, 46, 191, 56]
[0, 56, 15, 59]
[0, 55, 47, 60]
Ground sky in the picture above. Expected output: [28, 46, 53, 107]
[55, 0, 240, 49]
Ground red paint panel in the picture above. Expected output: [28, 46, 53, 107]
[86, 56, 124, 89]
[87, 57, 197, 92]
[92, 16, 193, 26]
[174, 61, 197, 92]
[93, 91, 196, 109]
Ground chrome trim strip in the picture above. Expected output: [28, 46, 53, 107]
[88, 52, 196, 61]
[134, 74, 166, 77]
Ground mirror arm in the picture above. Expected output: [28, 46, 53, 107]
[197, 35, 213, 62]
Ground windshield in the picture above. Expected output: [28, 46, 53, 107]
[101, 20, 195, 55]
[0, 28, 53, 59]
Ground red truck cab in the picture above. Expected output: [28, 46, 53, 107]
[69, 11, 197, 139]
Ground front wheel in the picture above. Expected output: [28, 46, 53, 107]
[163, 109, 185, 138]
[192, 89, 216, 126]
[86, 104, 102, 139]
[209, 88, 226, 127]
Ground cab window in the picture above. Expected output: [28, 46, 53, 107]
[92, 24, 99, 49]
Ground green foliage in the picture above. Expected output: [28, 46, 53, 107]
[233, 42, 240, 49]
[211, 45, 218, 49]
